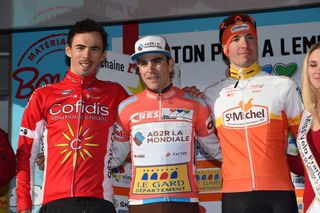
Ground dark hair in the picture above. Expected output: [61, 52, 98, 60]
[67, 18, 108, 50]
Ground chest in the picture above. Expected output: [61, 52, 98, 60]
[214, 82, 285, 117]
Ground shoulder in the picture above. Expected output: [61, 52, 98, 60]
[205, 78, 229, 92]
[181, 92, 208, 107]
[30, 83, 56, 97]
[204, 78, 230, 101]
[118, 95, 139, 113]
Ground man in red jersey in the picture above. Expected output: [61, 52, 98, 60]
[16, 18, 129, 213]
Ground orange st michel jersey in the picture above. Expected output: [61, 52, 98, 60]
[204, 70, 303, 193]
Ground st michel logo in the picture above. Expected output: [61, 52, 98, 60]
[222, 98, 269, 128]
[13, 33, 67, 99]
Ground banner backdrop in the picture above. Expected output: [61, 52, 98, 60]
[10, 6, 320, 213]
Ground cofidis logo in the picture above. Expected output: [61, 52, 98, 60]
[222, 98, 269, 128]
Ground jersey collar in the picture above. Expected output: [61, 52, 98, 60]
[64, 70, 97, 87]
[145, 83, 176, 100]
[229, 63, 261, 80]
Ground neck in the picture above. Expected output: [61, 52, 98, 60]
[229, 63, 261, 80]
[146, 82, 173, 94]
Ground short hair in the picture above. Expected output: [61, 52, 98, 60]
[301, 41, 320, 122]
[67, 18, 108, 50]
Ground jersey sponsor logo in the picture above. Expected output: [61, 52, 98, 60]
[19, 127, 34, 138]
[250, 84, 264, 93]
[49, 100, 109, 116]
[222, 98, 269, 128]
[133, 132, 145, 146]
[205, 115, 215, 133]
[231, 23, 249, 33]
[61, 89, 72, 95]
[130, 110, 159, 123]
[114, 122, 124, 140]
[132, 164, 192, 195]
[133, 130, 190, 146]
[162, 108, 193, 120]
[55, 122, 99, 167]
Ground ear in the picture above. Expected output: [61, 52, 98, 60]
[168, 58, 175, 73]
[65, 44, 71, 58]
[100, 50, 107, 62]
[222, 44, 229, 57]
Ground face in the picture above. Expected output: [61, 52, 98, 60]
[225, 33, 258, 69]
[137, 53, 174, 91]
[308, 48, 320, 91]
[66, 32, 106, 77]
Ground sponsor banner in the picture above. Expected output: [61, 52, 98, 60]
[132, 164, 192, 194]
[292, 173, 305, 190]
[113, 195, 129, 213]
[131, 122, 192, 165]
[297, 196, 304, 213]
[199, 201, 222, 213]
[196, 168, 222, 193]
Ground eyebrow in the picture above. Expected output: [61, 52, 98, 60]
[138, 56, 165, 63]
[75, 44, 102, 50]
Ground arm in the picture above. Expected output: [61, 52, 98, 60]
[111, 97, 131, 168]
[182, 86, 205, 99]
[16, 89, 45, 212]
[111, 122, 130, 168]
[284, 80, 303, 173]
[0, 129, 16, 186]
[287, 153, 304, 176]
[195, 99, 222, 162]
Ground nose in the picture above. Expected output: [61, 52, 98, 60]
[146, 61, 156, 71]
[82, 48, 90, 58]
[239, 37, 249, 48]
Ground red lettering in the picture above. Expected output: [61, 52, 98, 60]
[36, 73, 60, 88]
[13, 66, 61, 99]
[13, 67, 39, 99]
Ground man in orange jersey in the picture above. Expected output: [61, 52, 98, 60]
[204, 14, 302, 213]
[112, 35, 221, 213]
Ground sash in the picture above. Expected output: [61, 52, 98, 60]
[296, 111, 320, 212]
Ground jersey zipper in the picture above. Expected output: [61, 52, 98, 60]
[71, 77, 84, 197]
[239, 71, 256, 190]
[158, 93, 162, 120]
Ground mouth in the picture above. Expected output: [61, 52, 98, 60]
[147, 75, 159, 80]
[80, 61, 92, 69]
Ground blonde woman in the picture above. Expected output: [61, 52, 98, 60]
[296, 42, 320, 213]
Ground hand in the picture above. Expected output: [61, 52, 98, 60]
[182, 86, 205, 99]
[36, 152, 45, 170]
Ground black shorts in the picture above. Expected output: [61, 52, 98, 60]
[129, 202, 199, 213]
[39, 197, 116, 213]
[222, 191, 298, 213]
